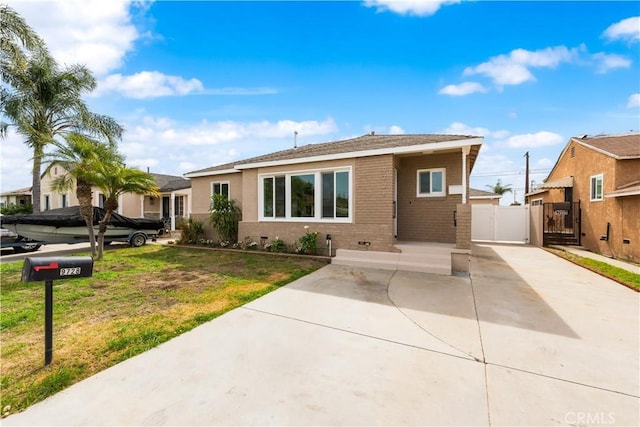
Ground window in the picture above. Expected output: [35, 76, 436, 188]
[590, 174, 603, 201]
[98, 194, 106, 208]
[570, 147, 575, 158]
[212, 182, 229, 200]
[61, 194, 68, 208]
[260, 168, 351, 222]
[417, 168, 446, 197]
[174, 196, 185, 217]
[43, 195, 50, 211]
[531, 198, 543, 206]
[291, 174, 315, 217]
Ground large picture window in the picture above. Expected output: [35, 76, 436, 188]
[590, 174, 603, 201]
[260, 168, 351, 222]
[417, 168, 446, 197]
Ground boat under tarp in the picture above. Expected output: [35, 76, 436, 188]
[0, 206, 165, 245]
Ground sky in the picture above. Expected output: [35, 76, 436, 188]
[2, 0, 639, 205]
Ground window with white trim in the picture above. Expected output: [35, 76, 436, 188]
[43, 195, 50, 211]
[61, 194, 68, 208]
[212, 181, 229, 200]
[260, 168, 351, 222]
[531, 198, 543, 206]
[417, 168, 446, 197]
[590, 174, 603, 201]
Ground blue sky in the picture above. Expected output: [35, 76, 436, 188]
[2, 0, 639, 204]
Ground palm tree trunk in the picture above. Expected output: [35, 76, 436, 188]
[76, 178, 96, 257]
[96, 197, 118, 260]
[32, 148, 42, 212]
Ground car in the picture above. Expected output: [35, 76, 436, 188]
[0, 226, 42, 253]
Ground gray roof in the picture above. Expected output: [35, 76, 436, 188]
[151, 173, 191, 192]
[469, 188, 501, 198]
[0, 187, 32, 197]
[186, 133, 481, 175]
[572, 133, 640, 159]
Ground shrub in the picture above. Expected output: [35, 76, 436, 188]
[298, 227, 319, 255]
[266, 238, 287, 253]
[0, 204, 33, 215]
[209, 194, 241, 243]
[177, 218, 205, 244]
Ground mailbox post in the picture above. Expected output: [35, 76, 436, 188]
[22, 257, 94, 366]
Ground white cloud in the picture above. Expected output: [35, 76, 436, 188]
[603, 16, 640, 43]
[464, 45, 584, 86]
[441, 122, 510, 139]
[94, 72, 203, 98]
[502, 131, 564, 148]
[438, 82, 487, 96]
[364, 0, 460, 16]
[363, 124, 405, 134]
[0, 129, 37, 192]
[389, 125, 405, 134]
[592, 53, 632, 74]
[628, 93, 640, 108]
[93, 72, 279, 99]
[118, 116, 338, 173]
[6, 0, 143, 76]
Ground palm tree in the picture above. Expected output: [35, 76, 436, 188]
[92, 162, 159, 260]
[44, 133, 122, 257]
[487, 179, 513, 196]
[0, 4, 47, 137]
[2, 49, 123, 212]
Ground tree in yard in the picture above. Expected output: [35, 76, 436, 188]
[1, 6, 123, 211]
[44, 133, 123, 257]
[209, 193, 241, 243]
[486, 179, 513, 196]
[91, 162, 159, 260]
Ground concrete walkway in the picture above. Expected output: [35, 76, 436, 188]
[4, 244, 639, 426]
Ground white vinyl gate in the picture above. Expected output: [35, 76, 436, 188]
[472, 204, 530, 244]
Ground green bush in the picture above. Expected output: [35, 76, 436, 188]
[0, 204, 33, 215]
[177, 218, 205, 244]
[266, 238, 287, 253]
[298, 228, 319, 255]
[209, 194, 241, 243]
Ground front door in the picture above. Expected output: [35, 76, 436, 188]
[162, 196, 170, 219]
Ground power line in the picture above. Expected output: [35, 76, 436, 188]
[471, 168, 550, 177]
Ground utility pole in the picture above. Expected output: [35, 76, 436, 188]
[524, 151, 530, 197]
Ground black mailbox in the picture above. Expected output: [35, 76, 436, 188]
[22, 256, 93, 282]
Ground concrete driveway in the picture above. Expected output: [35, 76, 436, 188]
[4, 244, 639, 426]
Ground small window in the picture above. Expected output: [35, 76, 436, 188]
[590, 174, 603, 201]
[417, 168, 446, 197]
[531, 198, 543, 206]
[263, 176, 286, 218]
[212, 182, 230, 200]
[570, 147, 575, 158]
[291, 174, 315, 218]
[43, 195, 50, 211]
[61, 194, 68, 208]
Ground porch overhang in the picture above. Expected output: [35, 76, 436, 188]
[539, 176, 573, 189]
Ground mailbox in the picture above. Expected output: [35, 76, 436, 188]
[22, 257, 93, 282]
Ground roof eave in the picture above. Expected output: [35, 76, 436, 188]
[184, 168, 242, 178]
[236, 137, 483, 170]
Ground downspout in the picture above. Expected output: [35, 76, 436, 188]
[461, 146, 470, 204]
[139, 195, 144, 218]
[170, 192, 176, 231]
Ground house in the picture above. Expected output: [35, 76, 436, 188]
[526, 133, 639, 263]
[469, 188, 501, 205]
[0, 187, 32, 208]
[185, 133, 483, 274]
[40, 167, 191, 231]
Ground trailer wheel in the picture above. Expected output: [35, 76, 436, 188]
[129, 233, 147, 247]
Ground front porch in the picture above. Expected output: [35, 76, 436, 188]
[332, 241, 471, 276]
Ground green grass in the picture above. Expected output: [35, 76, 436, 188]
[0, 245, 327, 417]
[546, 248, 640, 291]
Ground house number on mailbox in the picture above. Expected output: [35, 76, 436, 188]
[60, 267, 82, 276]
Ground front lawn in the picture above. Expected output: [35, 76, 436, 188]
[0, 245, 327, 417]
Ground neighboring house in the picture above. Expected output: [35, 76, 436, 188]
[0, 187, 32, 208]
[40, 167, 191, 231]
[185, 133, 483, 265]
[469, 188, 501, 205]
[526, 133, 639, 263]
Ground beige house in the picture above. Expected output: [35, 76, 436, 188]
[185, 133, 483, 272]
[40, 168, 191, 231]
[469, 188, 501, 205]
[526, 133, 639, 263]
[0, 187, 32, 208]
